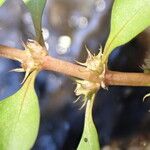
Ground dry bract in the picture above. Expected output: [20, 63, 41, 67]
[13, 40, 48, 83]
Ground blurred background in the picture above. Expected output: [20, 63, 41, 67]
[0, 0, 150, 149]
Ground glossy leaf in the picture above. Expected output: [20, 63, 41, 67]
[0, 0, 5, 6]
[0, 71, 40, 150]
[22, 0, 47, 46]
[77, 94, 100, 150]
[103, 0, 150, 63]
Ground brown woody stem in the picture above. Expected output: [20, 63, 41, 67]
[42, 56, 100, 82]
[0, 45, 25, 61]
[105, 71, 150, 86]
[1, 45, 150, 87]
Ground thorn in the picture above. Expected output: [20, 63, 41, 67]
[22, 40, 28, 50]
[73, 96, 81, 103]
[85, 45, 93, 59]
[27, 39, 35, 43]
[79, 98, 87, 110]
[9, 68, 25, 73]
[21, 68, 32, 84]
[143, 93, 150, 101]
[99, 44, 102, 49]
[13, 57, 24, 63]
[101, 80, 107, 89]
[75, 60, 86, 66]
[99, 44, 102, 52]
[98, 45, 103, 57]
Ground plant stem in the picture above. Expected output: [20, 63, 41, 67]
[42, 56, 150, 86]
[42, 56, 100, 82]
[1, 45, 150, 87]
[0, 45, 25, 62]
[105, 70, 150, 86]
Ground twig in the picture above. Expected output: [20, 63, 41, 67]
[105, 70, 150, 87]
[1, 45, 150, 87]
[0, 45, 25, 62]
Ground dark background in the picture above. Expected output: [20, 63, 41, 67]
[0, 0, 150, 149]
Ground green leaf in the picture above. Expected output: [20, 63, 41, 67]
[77, 94, 100, 150]
[23, 0, 47, 46]
[103, 0, 150, 63]
[0, 71, 40, 150]
[0, 0, 5, 6]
